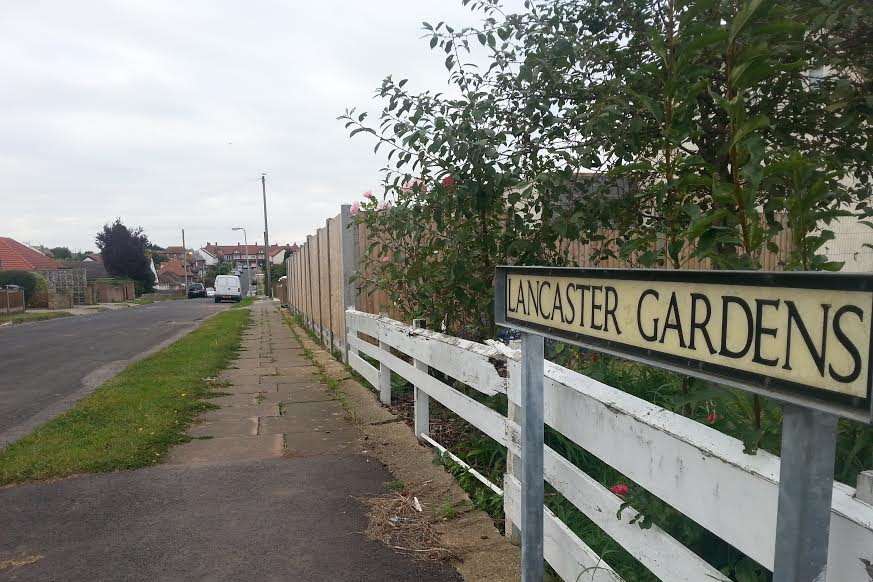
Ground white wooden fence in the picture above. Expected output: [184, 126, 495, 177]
[343, 309, 873, 582]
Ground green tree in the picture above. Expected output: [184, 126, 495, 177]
[342, 0, 870, 339]
[96, 219, 155, 294]
[204, 262, 233, 287]
[0, 271, 44, 304]
[49, 247, 72, 260]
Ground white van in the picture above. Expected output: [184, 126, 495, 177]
[214, 275, 242, 303]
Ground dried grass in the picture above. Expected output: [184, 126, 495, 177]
[361, 492, 458, 562]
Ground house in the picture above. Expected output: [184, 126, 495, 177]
[161, 246, 189, 262]
[156, 259, 192, 290]
[201, 242, 298, 271]
[78, 254, 109, 279]
[269, 244, 298, 265]
[0, 237, 61, 271]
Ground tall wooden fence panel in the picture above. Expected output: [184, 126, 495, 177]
[286, 205, 358, 361]
[355, 222, 403, 319]
[287, 206, 798, 361]
[1, 287, 25, 314]
[565, 223, 793, 270]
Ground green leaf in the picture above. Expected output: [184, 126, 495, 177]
[729, 0, 767, 44]
[819, 261, 845, 272]
[684, 29, 729, 53]
[730, 115, 770, 149]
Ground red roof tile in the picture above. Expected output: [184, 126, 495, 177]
[0, 237, 60, 271]
[204, 243, 296, 257]
[158, 259, 190, 277]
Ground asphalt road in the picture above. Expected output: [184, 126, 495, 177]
[0, 456, 461, 582]
[0, 299, 229, 445]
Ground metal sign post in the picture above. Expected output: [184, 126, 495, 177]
[773, 405, 839, 582]
[520, 331, 544, 582]
[494, 266, 872, 581]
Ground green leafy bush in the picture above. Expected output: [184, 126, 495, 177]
[0, 270, 43, 302]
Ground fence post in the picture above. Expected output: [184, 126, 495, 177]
[325, 217, 335, 355]
[378, 338, 392, 405]
[519, 331, 545, 582]
[856, 470, 873, 505]
[412, 318, 429, 440]
[772, 405, 839, 582]
[339, 204, 357, 364]
[505, 339, 522, 545]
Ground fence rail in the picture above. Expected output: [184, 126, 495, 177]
[340, 308, 873, 582]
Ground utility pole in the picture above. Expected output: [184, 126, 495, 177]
[182, 228, 189, 293]
[261, 173, 272, 298]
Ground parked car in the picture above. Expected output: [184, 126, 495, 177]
[206, 287, 215, 297]
[187, 283, 206, 299]
[214, 275, 242, 303]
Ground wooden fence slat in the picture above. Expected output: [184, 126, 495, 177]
[505, 475, 622, 582]
[538, 360, 873, 576]
[348, 333, 507, 445]
[346, 310, 506, 396]
[349, 351, 380, 389]
[505, 421, 730, 582]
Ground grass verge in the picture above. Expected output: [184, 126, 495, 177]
[0, 311, 73, 326]
[0, 306, 251, 485]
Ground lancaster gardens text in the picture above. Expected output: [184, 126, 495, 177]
[494, 266, 872, 582]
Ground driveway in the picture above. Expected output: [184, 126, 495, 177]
[0, 299, 229, 446]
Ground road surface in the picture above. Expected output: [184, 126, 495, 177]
[0, 299, 228, 446]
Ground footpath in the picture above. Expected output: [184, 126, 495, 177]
[0, 301, 465, 581]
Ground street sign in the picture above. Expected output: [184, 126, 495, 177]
[495, 266, 873, 423]
[495, 266, 873, 582]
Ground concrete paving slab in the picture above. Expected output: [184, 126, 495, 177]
[197, 405, 278, 422]
[218, 370, 260, 383]
[187, 417, 259, 438]
[274, 361, 319, 372]
[164, 434, 285, 465]
[231, 383, 274, 394]
[207, 393, 260, 407]
[283, 431, 360, 456]
[285, 386, 338, 403]
[259, 411, 347, 436]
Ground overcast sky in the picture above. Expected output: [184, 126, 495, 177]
[1, 0, 521, 251]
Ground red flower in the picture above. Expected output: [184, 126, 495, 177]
[706, 411, 719, 424]
[441, 176, 456, 188]
[609, 483, 629, 497]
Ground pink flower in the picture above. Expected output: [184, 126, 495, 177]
[706, 411, 719, 424]
[609, 483, 629, 497]
[350, 201, 360, 215]
[363, 191, 375, 200]
[441, 176, 456, 188]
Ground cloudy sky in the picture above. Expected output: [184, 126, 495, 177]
[1, 0, 520, 252]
